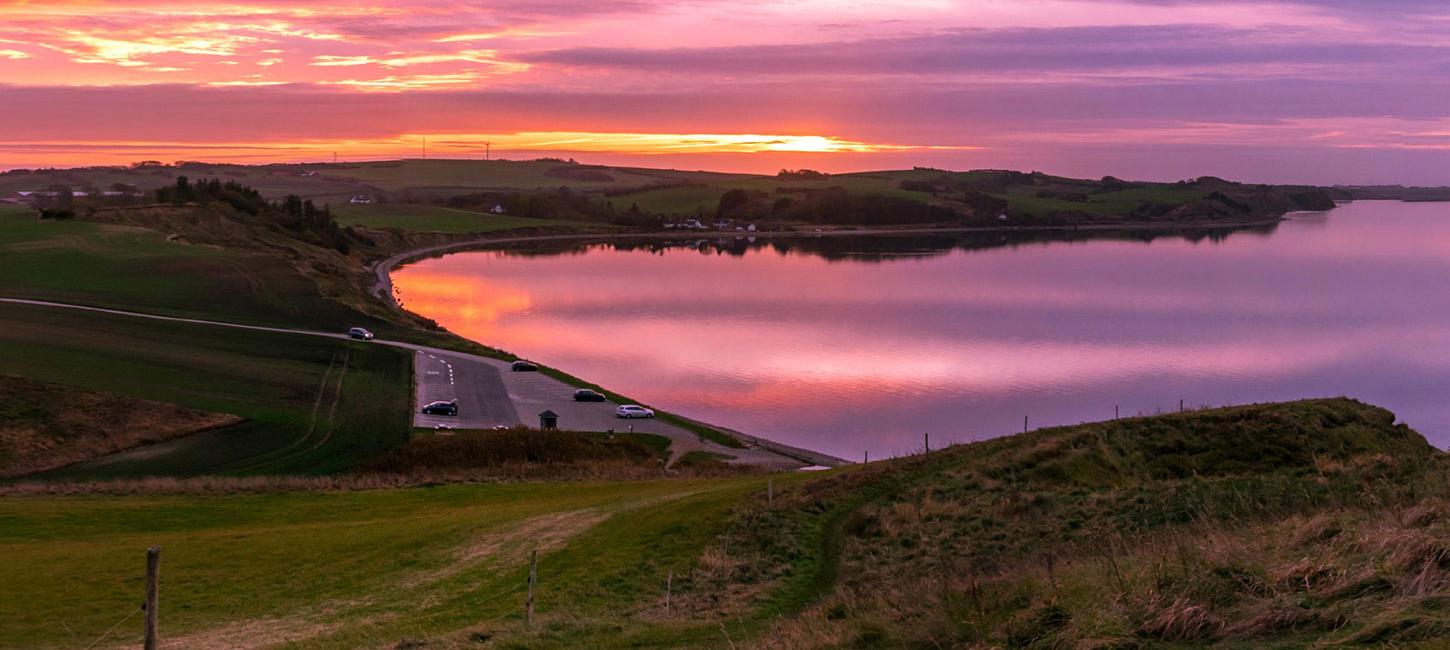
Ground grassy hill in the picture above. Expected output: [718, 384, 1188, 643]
[686, 398, 1447, 648]
[0, 205, 391, 330]
[0, 303, 410, 478]
[2, 399, 1443, 648]
[0, 374, 241, 478]
[0, 186, 726, 478]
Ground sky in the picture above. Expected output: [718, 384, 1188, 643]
[1, 0, 1449, 183]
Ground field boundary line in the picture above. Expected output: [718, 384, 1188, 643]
[311, 350, 350, 453]
[227, 350, 340, 474]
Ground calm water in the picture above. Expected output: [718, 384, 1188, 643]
[394, 201, 1450, 459]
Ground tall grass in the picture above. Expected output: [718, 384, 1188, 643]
[681, 398, 1449, 647]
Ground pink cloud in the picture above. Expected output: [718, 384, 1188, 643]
[0, 0, 1449, 181]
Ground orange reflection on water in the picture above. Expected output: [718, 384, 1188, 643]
[393, 268, 531, 340]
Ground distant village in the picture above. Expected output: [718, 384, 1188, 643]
[663, 217, 758, 232]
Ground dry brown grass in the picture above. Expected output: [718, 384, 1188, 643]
[0, 456, 761, 496]
[0, 374, 241, 478]
[745, 496, 1450, 648]
[691, 400, 1448, 648]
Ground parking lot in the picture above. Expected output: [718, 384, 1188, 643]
[412, 350, 684, 437]
[407, 347, 811, 468]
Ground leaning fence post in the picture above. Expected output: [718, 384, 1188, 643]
[526, 549, 538, 627]
[665, 569, 673, 614]
[145, 547, 160, 650]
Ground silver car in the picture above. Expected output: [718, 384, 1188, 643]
[615, 405, 655, 419]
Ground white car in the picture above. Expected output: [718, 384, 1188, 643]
[615, 405, 655, 419]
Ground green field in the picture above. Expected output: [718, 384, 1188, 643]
[0, 202, 32, 217]
[333, 203, 590, 234]
[0, 303, 411, 477]
[0, 476, 780, 649]
[0, 210, 392, 330]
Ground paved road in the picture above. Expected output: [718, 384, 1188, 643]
[0, 298, 820, 468]
[415, 349, 520, 429]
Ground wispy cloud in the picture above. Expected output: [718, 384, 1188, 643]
[1, 0, 1449, 181]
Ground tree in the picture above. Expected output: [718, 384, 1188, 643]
[43, 184, 73, 210]
[716, 189, 751, 218]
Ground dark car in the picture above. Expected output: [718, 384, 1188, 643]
[347, 327, 374, 340]
[511, 360, 539, 372]
[421, 400, 458, 416]
[573, 389, 606, 402]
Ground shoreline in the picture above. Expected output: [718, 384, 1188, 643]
[369, 216, 1288, 303]
[366, 215, 1288, 469]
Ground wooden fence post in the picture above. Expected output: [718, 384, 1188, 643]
[924, 432, 929, 453]
[1024, 415, 1029, 433]
[526, 549, 537, 627]
[145, 547, 160, 650]
[665, 569, 673, 614]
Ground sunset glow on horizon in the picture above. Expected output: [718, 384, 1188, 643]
[4, 0, 1450, 182]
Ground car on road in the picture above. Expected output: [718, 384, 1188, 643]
[573, 389, 606, 402]
[421, 400, 458, 416]
[511, 360, 539, 372]
[616, 404, 655, 419]
[347, 327, 374, 340]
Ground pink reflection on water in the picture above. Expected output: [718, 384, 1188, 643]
[393, 201, 1450, 457]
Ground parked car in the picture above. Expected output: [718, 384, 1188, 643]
[347, 327, 374, 340]
[573, 389, 606, 402]
[511, 360, 539, 372]
[615, 405, 655, 419]
[421, 400, 458, 416]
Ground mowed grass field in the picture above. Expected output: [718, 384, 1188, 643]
[332, 203, 590, 234]
[0, 476, 783, 649]
[0, 209, 385, 330]
[0, 303, 410, 478]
